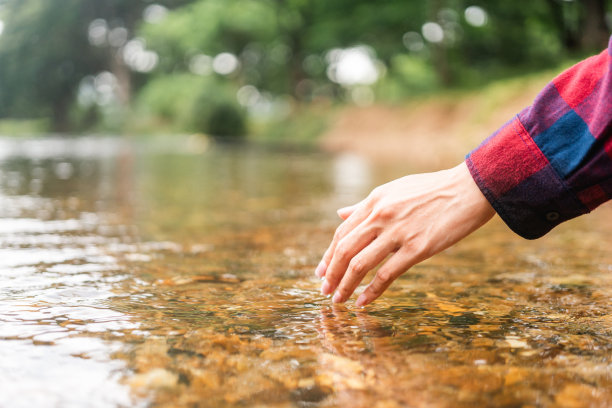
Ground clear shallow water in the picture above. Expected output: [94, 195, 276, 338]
[0, 136, 610, 407]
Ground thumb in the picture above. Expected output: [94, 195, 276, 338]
[337, 204, 357, 220]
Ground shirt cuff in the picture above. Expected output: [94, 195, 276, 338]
[465, 115, 588, 239]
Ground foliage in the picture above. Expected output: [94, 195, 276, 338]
[135, 73, 205, 128]
[134, 73, 246, 138]
[251, 104, 333, 147]
[0, 0, 610, 135]
[190, 85, 247, 139]
[202, 102, 246, 139]
[0, 0, 187, 131]
[0, 118, 50, 136]
[0, 0, 104, 130]
[379, 55, 440, 101]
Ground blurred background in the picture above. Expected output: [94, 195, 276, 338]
[1, 3, 612, 407]
[0, 0, 610, 145]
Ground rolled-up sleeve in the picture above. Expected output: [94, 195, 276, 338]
[466, 36, 612, 239]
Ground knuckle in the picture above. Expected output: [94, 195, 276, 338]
[369, 187, 383, 200]
[332, 227, 343, 241]
[348, 258, 366, 275]
[377, 270, 394, 284]
[335, 243, 351, 262]
[406, 240, 428, 259]
[377, 206, 394, 220]
[336, 285, 350, 298]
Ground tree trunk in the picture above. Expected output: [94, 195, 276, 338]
[429, 0, 453, 86]
[546, 0, 580, 51]
[580, 0, 609, 51]
[51, 98, 71, 133]
[110, 49, 132, 107]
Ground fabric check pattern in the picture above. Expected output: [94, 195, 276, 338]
[466, 36, 612, 239]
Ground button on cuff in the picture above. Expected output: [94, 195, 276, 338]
[545, 211, 560, 221]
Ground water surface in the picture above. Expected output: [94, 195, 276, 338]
[0, 136, 610, 407]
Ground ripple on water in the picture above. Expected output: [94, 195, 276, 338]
[0, 206, 142, 407]
[0, 338, 135, 408]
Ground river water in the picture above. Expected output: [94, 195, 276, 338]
[0, 136, 610, 408]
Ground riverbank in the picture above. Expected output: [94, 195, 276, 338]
[0, 61, 578, 162]
[318, 69, 559, 171]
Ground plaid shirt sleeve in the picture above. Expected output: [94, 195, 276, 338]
[466, 36, 612, 239]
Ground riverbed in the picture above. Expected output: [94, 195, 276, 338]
[0, 136, 610, 407]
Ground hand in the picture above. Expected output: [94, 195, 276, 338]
[315, 162, 495, 307]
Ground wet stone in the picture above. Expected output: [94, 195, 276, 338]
[290, 385, 330, 407]
[448, 312, 480, 327]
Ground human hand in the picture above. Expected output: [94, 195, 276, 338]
[315, 162, 495, 307]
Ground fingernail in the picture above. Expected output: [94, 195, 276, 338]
[332, 292, 343, 303]
[355, 294, 367, 307]
[315, 260, 327, 278]
[321, 279, 332, 296]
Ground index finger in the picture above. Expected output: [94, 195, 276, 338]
[315, 201, 371, 278]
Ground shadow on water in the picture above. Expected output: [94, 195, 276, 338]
[0, 136, 610, 407]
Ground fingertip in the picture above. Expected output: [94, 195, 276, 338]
[336, 206, 353, 220]
[321, 279, 332, 296]
[315, 260, 327, 278]
[355, 293, 368, 307]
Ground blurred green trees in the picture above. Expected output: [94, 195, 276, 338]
[0, 0, 610, 136]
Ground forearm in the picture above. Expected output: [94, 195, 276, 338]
[466, 36, 612, 239]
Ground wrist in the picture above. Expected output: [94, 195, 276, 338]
[454, 161, 496, 225]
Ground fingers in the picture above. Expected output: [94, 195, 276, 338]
[315, 202, 371, 279]
[331, 238, 397, 303]
[337, 204, 357, 220]
[337, 196, 368, 220]
[321, 224, 377, 295]
[355, 249, 415, 307]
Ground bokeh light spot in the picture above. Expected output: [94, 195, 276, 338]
[236, 85, 260, 107]
[465, 6, 488, 27]
[422, 22, 444, 43]
[94, 71, 118, 106]
[108, 27, 128, 48]
[122, 38, 158, 73]
[402, 31, 425, 52]
[143, 4, 168, 24]
[88, 19, 108, 47]
[189, 54, 213, 76]
[212, 53, 239, 75]
[326, 46, 380, 86]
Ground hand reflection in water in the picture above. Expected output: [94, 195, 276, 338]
[316, 305, 393, 356]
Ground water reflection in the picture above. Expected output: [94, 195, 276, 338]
[0, 136, 611, 407]
[0, 138, 140, 407]
[0, 213, 138, 407]
[332, 152, 371, 202]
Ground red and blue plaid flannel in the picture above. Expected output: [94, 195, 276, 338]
[467, 36, 612, 239]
